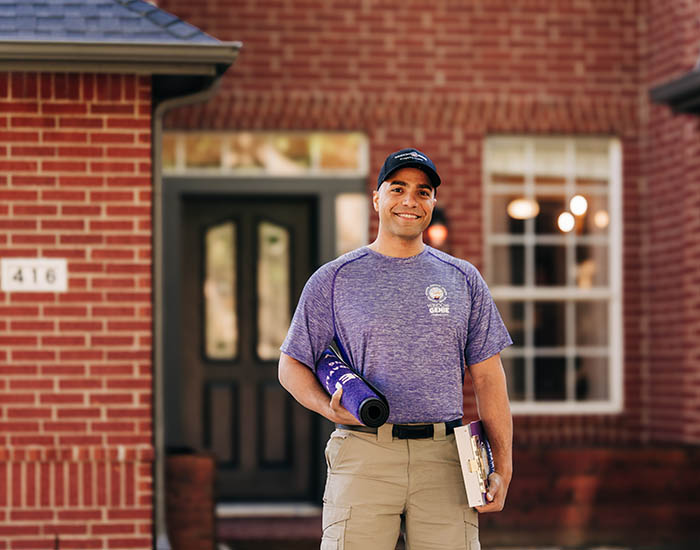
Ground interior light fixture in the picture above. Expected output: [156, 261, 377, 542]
[426, 208, 449, 248]
[593, 210, 610, 229]
[570, 195, 588, 216]
[507, 198, 540, 220]
[558, 211, 575, 233]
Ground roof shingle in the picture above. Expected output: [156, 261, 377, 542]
[0, 0, 220, 44]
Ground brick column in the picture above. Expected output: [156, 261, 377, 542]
[0, 72, 154, 549]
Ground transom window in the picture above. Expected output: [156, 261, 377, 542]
[484, 136, 623, 414]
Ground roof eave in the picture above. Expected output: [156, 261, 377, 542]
[0, 40, 242, 76]
[650, 69, 700, 115]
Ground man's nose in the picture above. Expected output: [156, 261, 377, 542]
[402, 192, 418, 206]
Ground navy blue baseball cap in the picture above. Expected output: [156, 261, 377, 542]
[377, 148, 441, 189]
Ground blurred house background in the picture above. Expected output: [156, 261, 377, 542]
[1, 0, 700, 549]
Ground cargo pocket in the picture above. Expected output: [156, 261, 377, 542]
[320, 504, 351, 550]
[464, 508, 480, 550]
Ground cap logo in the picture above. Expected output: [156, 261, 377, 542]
[395, 151, 429, 163]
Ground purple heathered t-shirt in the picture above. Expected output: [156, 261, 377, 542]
[280, 245, 512, 424]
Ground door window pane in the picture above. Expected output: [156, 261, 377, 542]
[204, 222, 237, 360]
[257, 221, 291, 360]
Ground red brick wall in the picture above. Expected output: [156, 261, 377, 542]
[160, 0, 651, 444]
[0, 73, 153, 549]
[645, 1, 700, 445]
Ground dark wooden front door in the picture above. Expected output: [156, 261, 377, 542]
[180, 196, 317, 501]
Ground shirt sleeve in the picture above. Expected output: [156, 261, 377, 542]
[464, 267, 513, 366]
[279, 265, 335, 370]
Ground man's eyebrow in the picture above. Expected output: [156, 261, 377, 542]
[387, 180, 433, 191]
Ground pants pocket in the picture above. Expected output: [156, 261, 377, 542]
[324, 430, 351, 471]
[464, 508, 480, 550]
[321, 503, 351, 550]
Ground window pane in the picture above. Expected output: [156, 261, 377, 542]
[535, 195, 566, 235]
[229, 133, 267, 171]
[185, 133, 222, 168]
[502, 356, 525, 401]
[162, 133, 176, 170]
[579, 194, 609, 235]
[492, 245, 525, 286]
[491, 195, 525, 234]
[486, 140, 527, 174]
[496, 301, 525, 346]
[575, 357, 609, 400]
[336, 193, 369, 256]
[535, 245, 566, 286]
[316, 133, 363, 171]
[534, 357, 566, 400]
[576, 301, 608, 346]
[575, 139, 609, 180]
[534, 301, 566, 347]
[534, 139, 567, 176]
[576, 246, 608, 287]
[204, 222, 237, 360]
[257, 221, 291, 360]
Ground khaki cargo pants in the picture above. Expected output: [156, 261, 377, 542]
[321, 423, 480, 550]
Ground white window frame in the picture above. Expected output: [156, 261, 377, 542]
[483, 136, 623, 415]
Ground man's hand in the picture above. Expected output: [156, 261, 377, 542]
[327, 387, 362, 425]
[475, 471, 510, 513]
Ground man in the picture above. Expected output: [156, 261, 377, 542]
[278, 148, 513, 550]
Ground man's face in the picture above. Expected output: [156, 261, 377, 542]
[373, 167, 437, 242]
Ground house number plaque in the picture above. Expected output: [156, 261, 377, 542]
[1, 258, 68, 292]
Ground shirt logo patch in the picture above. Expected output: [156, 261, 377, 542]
[426, 284, 447, 303]
[425, 284, 450, 316]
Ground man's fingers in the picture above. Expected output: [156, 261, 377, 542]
[330, 387, 343, 410]
[486, 473, 501, 501]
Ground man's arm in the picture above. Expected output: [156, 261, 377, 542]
[278, 352, 361, 425]
[468, 353, 513, 513]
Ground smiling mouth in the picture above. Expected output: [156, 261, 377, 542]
[394, 213, 421, 220]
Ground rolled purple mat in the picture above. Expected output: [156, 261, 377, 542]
[315, 343, 389, 428]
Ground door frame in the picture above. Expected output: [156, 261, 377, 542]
[161, 175, 367, 502]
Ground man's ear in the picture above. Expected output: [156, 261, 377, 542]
[372, 190, 380, 212]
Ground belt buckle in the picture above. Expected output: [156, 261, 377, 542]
[395, 424, 433, 439]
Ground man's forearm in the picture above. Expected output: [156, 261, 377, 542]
[279, 352, 333, 417]
[469, 354, 513, 482]
[278, 352, 360, 425]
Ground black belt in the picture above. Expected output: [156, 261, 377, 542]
[336, 419, 462, 439]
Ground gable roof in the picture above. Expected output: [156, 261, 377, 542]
[0, 0, 218, 44]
